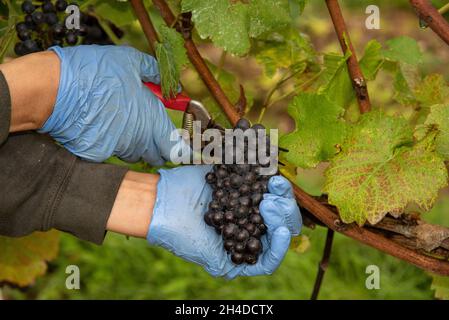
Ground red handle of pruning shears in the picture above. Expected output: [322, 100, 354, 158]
[143, 82, 191, 112]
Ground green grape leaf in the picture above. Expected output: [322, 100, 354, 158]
[414, 74, 449, 108]
[416, 104, 449, 160]
[280, 93, 347, 168]
[383, 36, 423, 66]
[320, 40, 384, 109]
[95, 0, 137, 27]
[359, 39, 383, 80]
[254, 29, 316, 78]
[324, 111, 447, 226]
[182, 0, 291, 55]
[393, 62, 420, 106]
[156, 25, 189, 97]
[0, 231, 59, 287]
[248, 0, 291, 38]
[319, 51, 353, 109]
[431, 274, 449, 300]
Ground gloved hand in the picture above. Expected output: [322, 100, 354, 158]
[147, 165, 302, 279]
[38, 45, 187, 165]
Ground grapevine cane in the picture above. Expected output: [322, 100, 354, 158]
[409, 0, 449, 45]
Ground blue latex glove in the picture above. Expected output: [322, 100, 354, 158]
[38, 45, 186, 165]
[148, 165, 302, 279]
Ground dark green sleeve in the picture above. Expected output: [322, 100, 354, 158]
[0, 71, 128, 244]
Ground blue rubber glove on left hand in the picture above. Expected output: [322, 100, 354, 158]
[38, 45, 187, 165]
[148, 165, 302, 279]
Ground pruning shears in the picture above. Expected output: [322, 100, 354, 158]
[143, 82, 224, 135]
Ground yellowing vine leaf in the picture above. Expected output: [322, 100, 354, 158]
[181, 0, 291, 56]
[254, 29, 316, 78]
[324, 111, 447, 226]
[280, 93, 347, 168]
[414, 74, 449, 108]
[0, 231, 59, 287]
[416, 104, 449, 160]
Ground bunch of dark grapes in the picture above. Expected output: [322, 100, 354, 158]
[14, 0, 123, 56]
[204, 119, 276, 265]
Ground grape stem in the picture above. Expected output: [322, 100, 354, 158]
[134, 0, 449, 276]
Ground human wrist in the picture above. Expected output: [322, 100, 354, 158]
[0, 51, 59, 132]
[107, 171, 159, 238]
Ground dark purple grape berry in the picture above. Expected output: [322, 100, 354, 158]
[24, 14, 36, 29]
[234, 242, 245, 253]
[252, 123, 266, 131]
[23, 39, 39, 53]
[204, 211, 214, 226]
[258, 223, 267, 235]
[212, 212, 224, 226]
[246, 237, 262, 254]
[230, 174, 243, 188]
[219, 196, 229, 207]
[244, 223, 256, 234]
[205, 172, 216, 184]
[239, 184, 250, 195]
[45, 12, 58, 25]
[56, 0, 68, 12]
[229, 190, 240, 199]
[245, 254, 257, 265]
[251, 193, 263, 206]
[252, 181, 263, 192]
[237, 217, 248, 227]
[236, 118, 251, 130]
[213, 189, 226, 199]
[239, 196, 251, 207]
[235, 206, 249, 218]
[228, 198, 239, 210]
[32, 11, 45, 25]
[21, 1, 35, 14]
[215, 179, 224, 189]
[224, 240, 235, 252]
[252, 227, 262, 239]
[222, 223, 238, 239]
[216, 168, 227, 179]
[231, 252, 244, 265]
[209, 200, 221, 211]
[224, 211, 235, 223]
[15, 22, 28, 33]
[223, 178, 231, 188]
[14, 42, 26, 56]
[17, 29, 31, 41]
[235, 229, 250, 242]
[243, 172, 256, 184]
[250, 214, 263, 225]
[42, 1, 55, 13]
